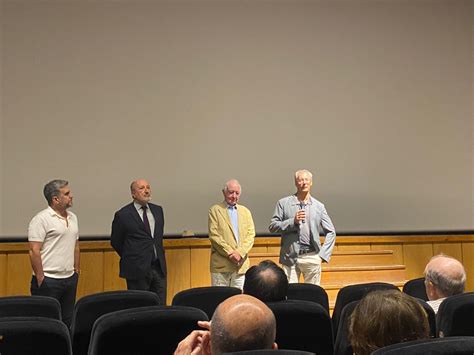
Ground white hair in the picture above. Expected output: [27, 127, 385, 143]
[294, 169, 313, 181]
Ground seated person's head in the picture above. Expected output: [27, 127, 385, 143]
[349, 289, 429, 355]
[211, 294, 277, 355]
[424, 254, 466, 300]
[243, 260, 288, 302]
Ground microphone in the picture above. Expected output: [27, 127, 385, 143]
[299, 202, 306, 224]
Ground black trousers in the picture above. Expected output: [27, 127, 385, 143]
[31, 273, 79, 328]
[126, 262, 167, 305]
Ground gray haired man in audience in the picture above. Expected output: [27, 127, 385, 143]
[174, 294, 277, 355]
[424, 254, 466, 313]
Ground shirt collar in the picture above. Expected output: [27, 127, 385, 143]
[291, 194, 313, 205]
[47, 206, 70, 219]
[134, 201, 148, 212]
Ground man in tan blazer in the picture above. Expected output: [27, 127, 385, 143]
[208, 179, 255, 289]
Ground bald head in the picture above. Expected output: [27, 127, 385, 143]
[130, 179, 151, 206]
[211, 294, 276, 355]
[424, 254, 466, 300]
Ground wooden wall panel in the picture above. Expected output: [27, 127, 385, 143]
[250, 246, 268, 253]
[166, 248, 191, 304]
[268, 246, 280, 255]
[77, 251, 104, 299]
[433, 243, 463, 260]
[0, 253, 7, 295]
[461, 242, 474, 292]
[371, 244, 403, 264]
[403, 243, 433, 279]
[338, 244, 371, 251]
[103, 251, 126, 291]
[190, 248, 211, 288]
[6, 253, 31, 295]
[1, 235, 473, 301]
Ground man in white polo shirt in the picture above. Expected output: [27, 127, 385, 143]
[28, 179, 80, 327]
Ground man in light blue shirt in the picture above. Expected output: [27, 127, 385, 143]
[208, 179, 256, 289]
[269, 170, 336, 285]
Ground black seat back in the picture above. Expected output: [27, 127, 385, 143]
[437, 292, 474, 337]
[0, 316, 72, 355]
[88, 305, 209, 355]
[287, 283, 329, 313]
[0, 295, 61, 320]
[172, 286, 241, 318]
[267, 300, 333, 355]
[71, 290, 161, 355]
[372, 336, 474, 355]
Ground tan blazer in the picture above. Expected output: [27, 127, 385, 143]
[208, 202, 256, 274]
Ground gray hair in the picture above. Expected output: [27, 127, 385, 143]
[425, 255, 466, 297]
[294, 169, 313, 181]
[43, 179, 69, 205]
[223, 179, 241, 193]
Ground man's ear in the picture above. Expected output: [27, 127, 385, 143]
[272, 342, 278, 349]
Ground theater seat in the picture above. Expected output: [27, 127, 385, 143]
[415, 298, 436, 337]
[402, 277, 428, 301]
[332, 282, 399, 338]
[334, 300, 358, 355]
[70, 290, 161, 355]
[172, 286, 241, 318]
[267, 300, 333, 355]
[371, 336, 474, 355]
[0, 295, 61, 320]
[437, 292, 474, 337]
[88, 305, 209, 355]
[287, 283, 329, 313]
[0, 316, 72, 355]
[223, 350, 315, 354]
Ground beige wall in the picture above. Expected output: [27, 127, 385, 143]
[1, 0, 473, 237]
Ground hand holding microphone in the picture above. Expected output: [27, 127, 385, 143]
[294, 202, 306, 225]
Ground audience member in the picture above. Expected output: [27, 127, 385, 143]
[243, 260, 288, 302]
[349, 289, 430, 355]
[208, 179, 256, 289]
[174, 294, 277, 355]
[424, 254, 466, 313]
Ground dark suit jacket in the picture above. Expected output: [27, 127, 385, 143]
[111, 202, 167, 280]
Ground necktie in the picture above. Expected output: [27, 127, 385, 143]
[142, 205, 151, 236]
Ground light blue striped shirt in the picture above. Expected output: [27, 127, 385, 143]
[227, 205, 239, 243]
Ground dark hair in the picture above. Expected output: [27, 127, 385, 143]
[243, 260, 288, 302]
[43, 179, 68, 205]
[349, 289, 430, 355]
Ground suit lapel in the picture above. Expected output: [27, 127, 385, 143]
[149, 204, 159, 238]
[128, 203, 143, 227]
[128, 203, 152, 237]
[237, 206, 246, 240]
[218, 203, 237, 241]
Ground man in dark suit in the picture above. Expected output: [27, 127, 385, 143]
[111, 179, 167, 305]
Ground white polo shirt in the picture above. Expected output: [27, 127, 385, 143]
[28, 206, 79, 278]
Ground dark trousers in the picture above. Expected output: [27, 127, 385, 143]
[126, 263, 167, 305]
[31, 273, 79, 328]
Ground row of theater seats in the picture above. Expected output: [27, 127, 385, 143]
[0, 281, 473, 355]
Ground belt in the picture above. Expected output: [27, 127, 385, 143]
[298, 248, 316, 256]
